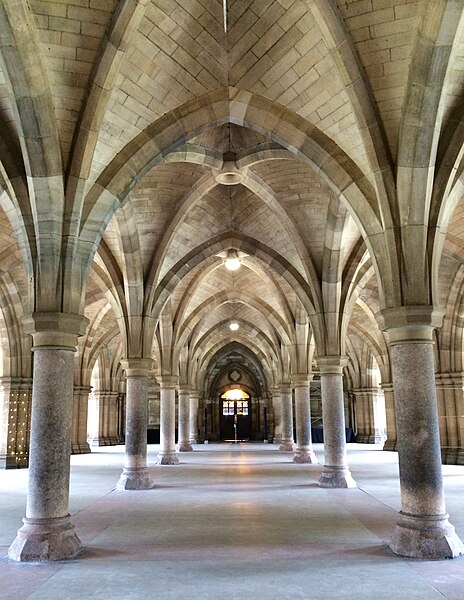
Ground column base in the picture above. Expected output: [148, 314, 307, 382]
[273, 436, 282, 445]
[390, 512, 464, 559]
[71, 442, 91, 455]
[441, 447, 464, 465]
[318, 465, 357, 488]
[157, 452, 179, 465]
[116, 467, 154, 490]
[383, 439, 397, 451]
[8, 515, 82, 562]
[293, 448, 318, 464]
[189, 437, 198, 444]
[279, 440, 294, 451]
[178, 442, 193, 452]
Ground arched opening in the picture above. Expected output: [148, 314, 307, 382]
[202, 344, 268, 443]
[220, 387, 251, 441]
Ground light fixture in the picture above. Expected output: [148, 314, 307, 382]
[215, 161, 244, 185]
[223, 0, 228, 33]
[229, 322, 239, 331]
[224, 248, 241, 271]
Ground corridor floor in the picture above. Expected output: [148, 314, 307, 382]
[1, 443, 464, 600]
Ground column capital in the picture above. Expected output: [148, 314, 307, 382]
[435, 372, 464, 389]
[280, 382, 292, 394]
[292, 373, 313, 387]
[157, 375, 178, 389]
[188, 390, 199, 400]
[120, 358, 153, 377]
[380, 381, 393, 393]
[73, 385, 92, 395]
[377, 306, 444, 344]
[178, 386, 191, 396]
[24, 312, 88, 349]
[317, 356, 348, 375]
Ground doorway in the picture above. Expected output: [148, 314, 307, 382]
[220, 394, 252, 441]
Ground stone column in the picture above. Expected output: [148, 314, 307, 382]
[353, 387, 385, 444]
[271, 388, 282, 444]
[116, 359, 154, 490]
[435, 373, 464, 464]
[382, 382, 397, 451]
[87, 390, 107, 446]
[379, 308, 464, 559]
[117, 392, 125, 443]
[9, 313, 88, 561]
[353, 389, 367, 443]
[189, 390, 199, 444]
[157, 376, 179, 465]
[317, 356, 356, 488]
[279, 384, 294, 451]
[178, 387, 193, 452]
[293, 375, 318, 463]
[106, 391, 119, 445]
[71, 385, 91, 454]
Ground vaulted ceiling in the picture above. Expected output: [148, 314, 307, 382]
[0, 0, 464, 389]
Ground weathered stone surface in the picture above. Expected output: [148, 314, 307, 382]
[8, 516, 82, 562]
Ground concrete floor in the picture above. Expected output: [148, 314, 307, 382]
[1, 443, 464, 600]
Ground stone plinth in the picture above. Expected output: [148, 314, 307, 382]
[8, 515, 81, 561]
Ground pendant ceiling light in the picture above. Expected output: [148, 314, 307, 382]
[224, 248, 241, 271]
[223, 0, 228, 33]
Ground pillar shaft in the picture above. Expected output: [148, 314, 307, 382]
[379, 307, 464, 559]
[189, 392, 199, 443]
[9, 313, 88, 561]
[382, 382, 397, 451]
[158, 376, 179, 465]
[71, 385, 91, 455]
[354, 388, 385, 444]
[116, 359, 154, 490]
[317, 357, 356, 488]
[178, 389, 193, 452]
[271, 389, 282, 444]
[293, 378, 317, 464]
[279, 385, 293, 451]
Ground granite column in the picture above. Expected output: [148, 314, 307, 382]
[71, 385, 91, 454]
[318, 356, 356, 488]
[189, 390, 199, 444]
[178, 388, 193, 452]
[271, 388, 282, 445]
[293, 376, 317, 463]
[380, 308, 464, 558]
[157, 376, 179, 464]
[116, 359, 154, 490]
[9, 313, 87, 561]
[381, 382, 397, 451]
[279, 384, 294, 451]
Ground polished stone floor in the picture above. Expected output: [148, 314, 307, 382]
[1, 443, 464, 599]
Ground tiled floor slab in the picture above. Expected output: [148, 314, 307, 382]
[0, 443, 463, 599]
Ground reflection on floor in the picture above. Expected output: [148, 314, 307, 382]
[1, 443, 464, 600]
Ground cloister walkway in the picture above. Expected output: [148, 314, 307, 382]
[1, 443, 464, 599]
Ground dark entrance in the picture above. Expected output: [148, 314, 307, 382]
[220, 398, 252, 441]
